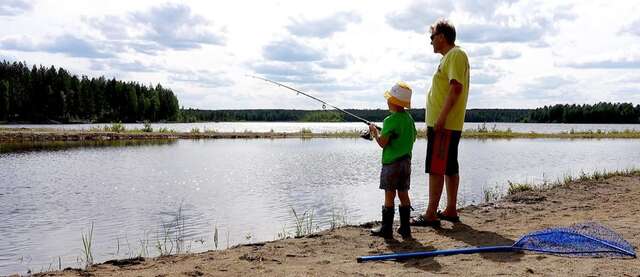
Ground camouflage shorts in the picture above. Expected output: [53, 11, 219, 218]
[379, 155, 411, 192]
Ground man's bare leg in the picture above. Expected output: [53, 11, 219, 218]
[443, 174, 459, 216]
[424, 174, 444, 220]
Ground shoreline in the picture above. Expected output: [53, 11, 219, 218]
[2, 127, 640, 142]
[32, 170, 640, 276]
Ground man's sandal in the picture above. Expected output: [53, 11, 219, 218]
[437, 211, 461, 223]
[409, 214, 441, 227]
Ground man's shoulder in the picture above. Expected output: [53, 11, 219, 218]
[450, 47, 468, 59]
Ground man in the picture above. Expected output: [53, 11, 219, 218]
[411, 19, 470, 227]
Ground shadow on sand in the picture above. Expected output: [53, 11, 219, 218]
[432, 222, 525, 263]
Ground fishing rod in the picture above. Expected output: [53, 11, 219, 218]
[248, 75, 380, 140]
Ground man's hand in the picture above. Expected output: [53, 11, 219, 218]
[435, 116, 446, 132]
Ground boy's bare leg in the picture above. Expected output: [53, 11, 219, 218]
[425, 174, 445, 220]
[397, 191, 411, 207]
[384, 190, 396, 207]
[443, 174, 459, 216]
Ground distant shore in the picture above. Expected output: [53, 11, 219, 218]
[2, 126, 640, 142]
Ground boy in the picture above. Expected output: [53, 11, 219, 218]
[369, 81, 417, 239]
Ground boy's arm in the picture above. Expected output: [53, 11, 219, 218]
[369, 123, 389, 148]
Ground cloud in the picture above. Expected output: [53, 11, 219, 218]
[252, 61, 331, 84]
[45, 35, 114, 58]
[386, 1, 575, 44]
[454, 0, 517, 19]
[84, 3, 225, 54]
[90, 59, 156, 72]
[0, 34, 114, 58]
[287, 11, 361, 38]
[83, 15, 130, 40]
[523, 75, 574, 91]
[472, 72, 502, 85]
[495, 49, 521, 59]
[262, 38, 325, 62]
[0, 0, 32, 16]
[385, 0, 453, 34]
[458, 22, 546, 43]
[562, 56, 640, 69]
[169, 70, 233, 88]
[468, 45, 494, 57]
[130, 4, 225, 50]
[621, 19, 640, 37]
[317, 54, 352, 69]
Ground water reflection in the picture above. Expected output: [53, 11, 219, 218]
[0, 139, 177, 154]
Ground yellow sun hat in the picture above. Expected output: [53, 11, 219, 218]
[384, 81, 412, 108]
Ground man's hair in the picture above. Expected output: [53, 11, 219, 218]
[430, 19, 456, 45]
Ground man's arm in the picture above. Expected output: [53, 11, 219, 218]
[434, 79, 463, 131]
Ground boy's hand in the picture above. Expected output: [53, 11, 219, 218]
[369, 123, 379, 136]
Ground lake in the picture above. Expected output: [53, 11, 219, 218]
[1, 126, 640, 274]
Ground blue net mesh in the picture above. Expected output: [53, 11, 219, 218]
[513, 222, 636, 257]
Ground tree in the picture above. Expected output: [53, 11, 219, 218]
[0, 81, 8, 121]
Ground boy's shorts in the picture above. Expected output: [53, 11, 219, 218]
[425, 127, 462, 176]
[380, 155, 411, 191]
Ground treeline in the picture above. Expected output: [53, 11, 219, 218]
[181, 104, 640, 124]
[179, 108, 529, 123]
[0, 60, 179, 123]
[527, 103, 640, 123]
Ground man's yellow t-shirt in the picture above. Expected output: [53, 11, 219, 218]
[426, 46, 470, 131]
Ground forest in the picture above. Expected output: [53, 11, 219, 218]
[2, 60, 638, 124]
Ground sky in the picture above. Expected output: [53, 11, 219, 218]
[0, 0, 639, 110]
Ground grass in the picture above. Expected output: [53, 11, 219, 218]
[5, 125, 640, 141]
[482, 186, 501, 202]
[155, 203, 187, 256]
[291, 207, 317, 238]
[213, 225, 219, 250]
[142, 121, 153, 133]
[507, 181, 534, 195]
[81, 222, 94, 269]
[480, 168, 640, 203]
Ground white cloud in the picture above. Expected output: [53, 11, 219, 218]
[287, 11, 361, 38]
[1, 0, 639, 109]
[262, 38, 325, 62]
[0, 34, 114, 58]
[385, 0, 453, 34]
[0, 0, 32, 16]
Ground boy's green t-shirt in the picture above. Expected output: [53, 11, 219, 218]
[380, 111, 417, 164]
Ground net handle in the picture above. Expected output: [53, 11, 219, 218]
[357, 246, 514, 263]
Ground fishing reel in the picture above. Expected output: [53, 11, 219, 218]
[360, 124, 381, 141]
[360, 129, 374, 140]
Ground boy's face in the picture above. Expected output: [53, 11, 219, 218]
[387, 99, 400, 111]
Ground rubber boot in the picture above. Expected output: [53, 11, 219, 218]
[370, 206, 394, 239]
[397, 205, 412, 239]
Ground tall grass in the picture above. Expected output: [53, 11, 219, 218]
[142, 121, 153, 133]
[213, 225, 219, 250]
[291, 207, 317, 238]
[155, 204, 186, 256]
[507, 181, 534, 195]
[81, 222, 94, 269]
